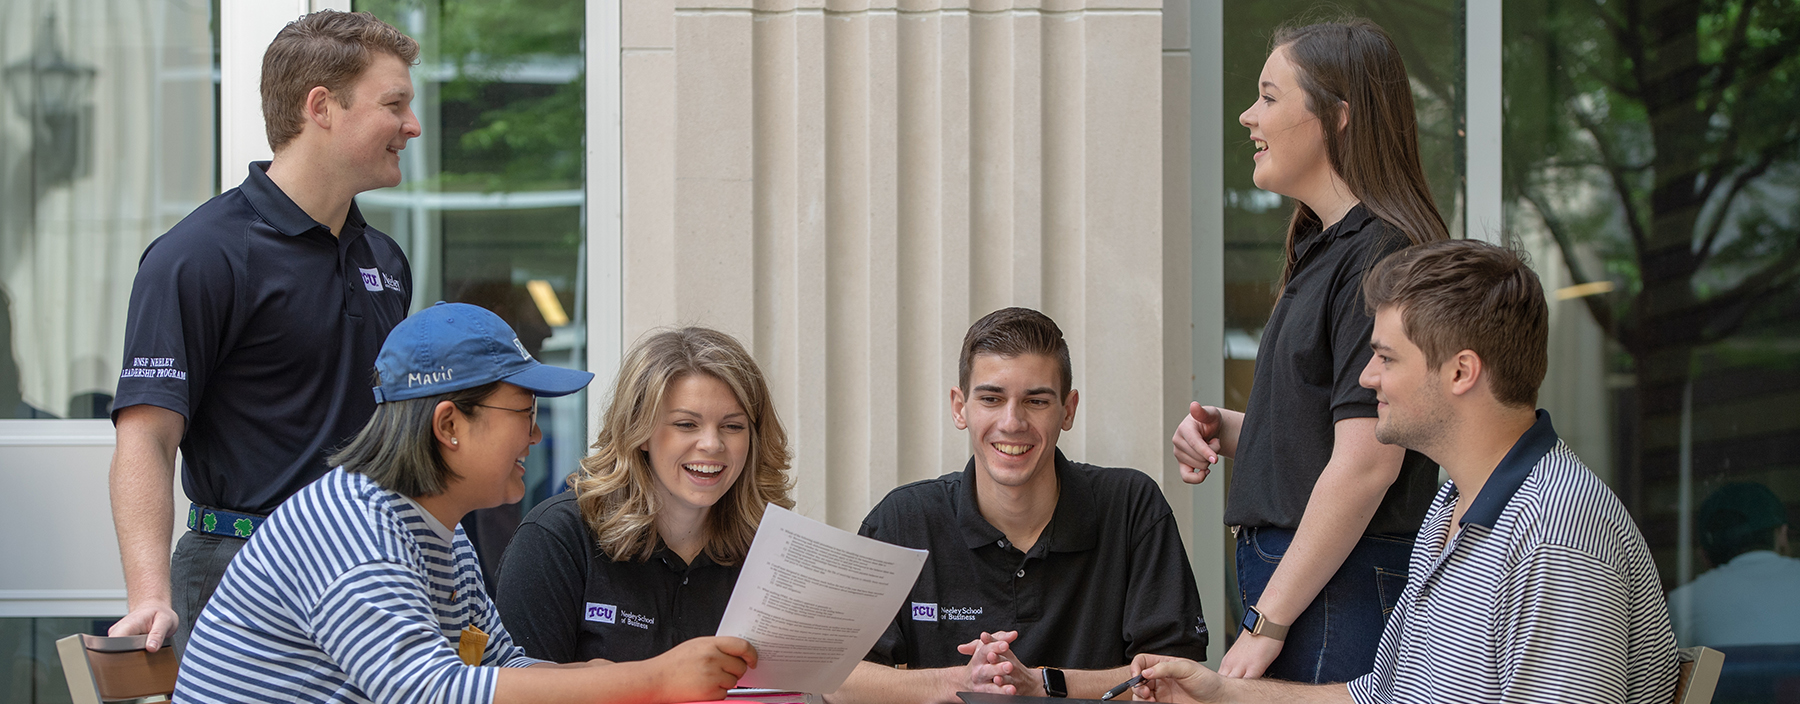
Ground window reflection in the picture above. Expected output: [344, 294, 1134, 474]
[1507, 1, 1800, 698]
[355, 0, 586, 584]
[0, 617, 121, 703]
[0, 0, 216, 420]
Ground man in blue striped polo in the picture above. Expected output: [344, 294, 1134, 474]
[1126, 240, 1678, 704]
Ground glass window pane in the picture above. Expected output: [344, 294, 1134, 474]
[354, 0, 586, 582]
[0, 617, 121, 704]
[0, 0, 217, 419]
[1505, 1, 1800, 691]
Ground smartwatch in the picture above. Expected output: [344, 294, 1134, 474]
[1240, 605, 1290, 641]
[1041, 667, 1068, 698]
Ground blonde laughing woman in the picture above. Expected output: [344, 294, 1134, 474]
[496, 327, 794, 664]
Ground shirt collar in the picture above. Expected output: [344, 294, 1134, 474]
[655, 545, 719, 572]
[239, 160, 370, 240]
[955, 449, 1100, 553]
[1460, 409, 1560, 528]
[1294, 202, 1374, 262]
[1725, 550, 1786, 568]
[1327, 202, 1375, 239]
[397, 494, 456, 544]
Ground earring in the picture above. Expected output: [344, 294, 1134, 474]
[451, 438, 458, 446]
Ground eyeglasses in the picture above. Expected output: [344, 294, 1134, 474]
[475, 403, 536, 424]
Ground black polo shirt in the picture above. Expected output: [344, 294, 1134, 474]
[1224, 204, 1437, 535]
[113, 161, 411, 515]
[494, 491, 739, 663]
[859, 450, 1208, 669]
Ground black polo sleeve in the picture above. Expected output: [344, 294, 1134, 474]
[494, 500, 591, 663]
[1122, 505, 1210, 661]
[857, 512, 909, 667]
[1326, 233, 1408, 423]
[113, 230, 238, 423]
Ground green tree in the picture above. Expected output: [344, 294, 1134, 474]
[436, 0, 583, 191]
[1504, 0, 1800, 528]
[361, 0, 584, 192]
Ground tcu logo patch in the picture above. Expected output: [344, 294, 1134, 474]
[584, 603, 617, 624]
[358, 267, 383, 292]
[911, 602, 938, 622]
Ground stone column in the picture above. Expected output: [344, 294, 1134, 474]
[621, 0, 1190, 534]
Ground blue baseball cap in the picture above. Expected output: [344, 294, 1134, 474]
[372, 302, 593, 403]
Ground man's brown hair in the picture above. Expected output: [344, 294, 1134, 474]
[958, 307, 1073, 397]
[261, 10, 419, 152]
[1362, 240, 1548, 408]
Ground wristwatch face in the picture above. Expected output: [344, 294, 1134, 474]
[1238, 606, 1287, 641]
[1042, 667, 1068, 698]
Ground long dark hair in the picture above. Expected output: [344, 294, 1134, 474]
[1271, 18, 1448, 287]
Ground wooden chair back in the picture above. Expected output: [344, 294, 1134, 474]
[56, 633, 178, 704]
[1673, 646, 1725, 704]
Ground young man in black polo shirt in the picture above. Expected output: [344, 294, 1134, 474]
[831, 307, 1208, 704]
[107, 11, 420, 654]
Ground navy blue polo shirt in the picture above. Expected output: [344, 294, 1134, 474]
[113, 161, 411, 515]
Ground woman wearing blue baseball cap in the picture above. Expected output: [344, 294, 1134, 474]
[174, 303, 756, 703]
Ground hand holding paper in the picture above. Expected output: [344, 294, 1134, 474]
[716, 505, 928, 694]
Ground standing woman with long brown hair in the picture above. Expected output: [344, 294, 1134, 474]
[1170, 18, 1446, 683]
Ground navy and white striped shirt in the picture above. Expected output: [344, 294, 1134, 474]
[1348, 411, 1677, 704]
[175, 468, 543, 703]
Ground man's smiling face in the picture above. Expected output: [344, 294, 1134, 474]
[1360, 305, 1453, 453]
[951, 352, 1077, 490]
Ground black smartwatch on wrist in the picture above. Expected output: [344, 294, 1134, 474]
[1041, 667, 1068, 698]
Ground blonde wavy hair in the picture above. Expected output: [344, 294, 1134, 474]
[573, 327, 793, 564]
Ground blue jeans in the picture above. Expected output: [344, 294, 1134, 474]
[1235, 526, 1414, 683]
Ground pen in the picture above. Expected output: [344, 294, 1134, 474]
[1098, 674, 1144, 701]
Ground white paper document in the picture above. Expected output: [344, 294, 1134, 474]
[717, 505, 928, 694]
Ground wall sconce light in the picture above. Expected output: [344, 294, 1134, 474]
[4, 13, 97, 187]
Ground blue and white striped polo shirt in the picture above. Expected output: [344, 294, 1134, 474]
[1348, 411, 1677, 704]
[175, 468, 543, 703]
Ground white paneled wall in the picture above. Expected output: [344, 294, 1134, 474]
[1, 2, 1224, 655]
[618, 0, 1195, 539]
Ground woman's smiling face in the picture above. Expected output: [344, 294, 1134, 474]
[452, 382, 540, 509]
[643, 373, 751, 521]
[1239, 45, 1334, 198]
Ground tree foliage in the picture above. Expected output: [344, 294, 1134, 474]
[1505, 0, 1800, 370]
[361, 0, 584, 192]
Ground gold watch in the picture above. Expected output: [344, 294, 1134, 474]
[1241, 605, 1290, 641]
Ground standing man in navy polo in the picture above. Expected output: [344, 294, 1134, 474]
[106, 10, 421, 654]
